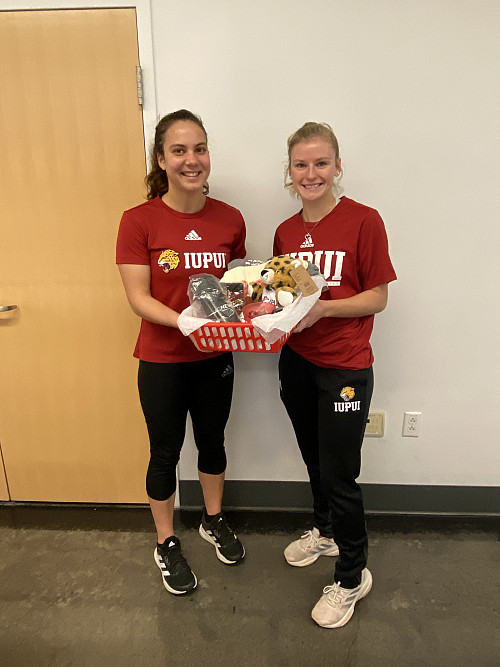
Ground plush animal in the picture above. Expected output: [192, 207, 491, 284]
[221, 260, 267, 284]
[250, 255, 307, 307]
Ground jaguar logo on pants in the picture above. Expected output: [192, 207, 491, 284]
[334, 387, 361, 412]
[340, 386, 355, 401]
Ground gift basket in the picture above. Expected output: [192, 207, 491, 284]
[191, 322, 290, 353]
[177, 255, 327, 354]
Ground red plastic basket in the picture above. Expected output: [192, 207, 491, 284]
[192, 321, 290, 353]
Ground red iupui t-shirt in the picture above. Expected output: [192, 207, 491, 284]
[116, 196, 246, 363]
[273, 197, 396, 369]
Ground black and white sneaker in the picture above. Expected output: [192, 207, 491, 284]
[154, 536, 197, 595]
[199, 512, 245, 564]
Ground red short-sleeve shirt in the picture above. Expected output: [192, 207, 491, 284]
[273, 197, 396, 369]
[117, 196, 246, 362]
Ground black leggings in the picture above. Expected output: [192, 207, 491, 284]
[279, 345, 373, 588]
[138, 354, 234, 501]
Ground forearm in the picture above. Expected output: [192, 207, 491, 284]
[320, 285, 388, 318]
[118, 264, 179, 329]
[127, 292, 180, 328]
[294, 284, 388, 333]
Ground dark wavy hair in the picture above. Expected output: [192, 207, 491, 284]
[145, 109, 209, 200]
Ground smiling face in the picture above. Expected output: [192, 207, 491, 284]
[289, 137, 341, 204]
[157, 120, 210, 196]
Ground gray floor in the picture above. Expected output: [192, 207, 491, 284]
[0, 510, 498, 666]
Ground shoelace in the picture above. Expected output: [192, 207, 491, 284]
[322, 582, 348, 607]
[163, 544, 187, 572]
[212, 516, 236, 545]
[300, 530, 320, 549]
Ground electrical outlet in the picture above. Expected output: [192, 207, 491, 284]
[403, 411, 421, 437]
[365, 410, 385, 437]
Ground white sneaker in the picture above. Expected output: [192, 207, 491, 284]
[311, 568, 372, 628]
[284, 528, 339, 567]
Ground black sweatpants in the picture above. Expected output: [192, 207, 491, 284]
[279, 344, 373, 588]
[138, 354, 234, 501]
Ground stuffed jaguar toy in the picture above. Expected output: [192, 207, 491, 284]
[250, 255, 307, 307]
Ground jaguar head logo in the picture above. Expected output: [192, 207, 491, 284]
[340, 386, 355, 402]
[158, 249, 180, 274]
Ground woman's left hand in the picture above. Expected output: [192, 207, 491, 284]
[293, 284, 389, 333]
[188, 332, 216, 353]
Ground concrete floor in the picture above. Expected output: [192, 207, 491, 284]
[0, 509, 498, 667]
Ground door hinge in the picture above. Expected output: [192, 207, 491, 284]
[136, 65, 143, 106]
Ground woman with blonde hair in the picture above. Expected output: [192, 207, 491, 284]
[275, 121, 396, 627]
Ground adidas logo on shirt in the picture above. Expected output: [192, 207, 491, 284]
[185, 230, 202, 240]
[300, 233, 315, 248]
[221, 365, 234, 378]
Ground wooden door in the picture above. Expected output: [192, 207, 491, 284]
[0, 9, 149, 502]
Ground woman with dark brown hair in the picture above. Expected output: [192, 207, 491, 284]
[116, 110, 246, 595]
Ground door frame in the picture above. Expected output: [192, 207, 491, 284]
[0, 0, 158, 157]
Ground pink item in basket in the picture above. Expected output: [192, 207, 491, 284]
[242, 302, 275, 321]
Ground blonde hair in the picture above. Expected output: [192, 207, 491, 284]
[284, 121, 343, 198]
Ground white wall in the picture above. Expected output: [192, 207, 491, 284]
[151, 0, 500, 487]
[3, 1, 499, 487]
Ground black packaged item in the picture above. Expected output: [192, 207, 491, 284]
[188, 274, 240, 323]
[223, 282, 248, 318]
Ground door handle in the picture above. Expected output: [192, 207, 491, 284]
[0, 305, 18, 312]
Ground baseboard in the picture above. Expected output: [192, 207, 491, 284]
[0, 483, 497, 533]
[179, 480, 500, 516]
[1, 497, 498, 533]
